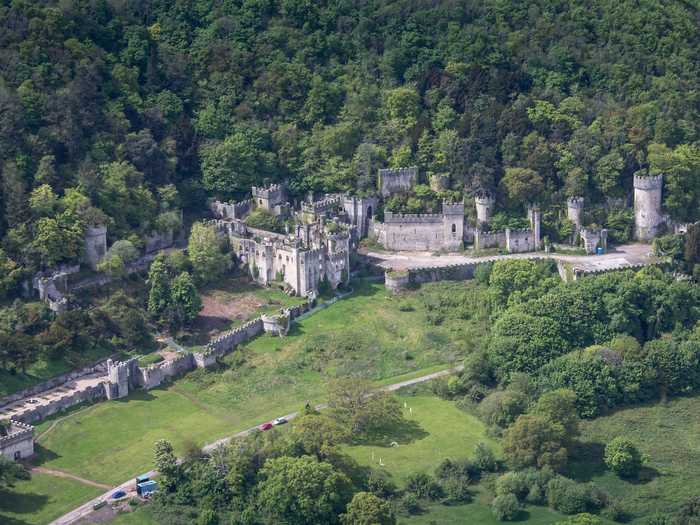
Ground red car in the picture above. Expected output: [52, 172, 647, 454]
[259, 422, 273, 431]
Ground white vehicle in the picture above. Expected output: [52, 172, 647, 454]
[272, 417, 287, 426]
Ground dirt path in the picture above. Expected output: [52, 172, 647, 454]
[31, 467, 113, 490]
[49, 365, 462, 525]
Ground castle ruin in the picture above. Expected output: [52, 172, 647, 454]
[634, 174, 664, 241]
[0, 420, 34, 461]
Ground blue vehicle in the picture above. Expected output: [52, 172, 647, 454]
[111, 490, 126, 499]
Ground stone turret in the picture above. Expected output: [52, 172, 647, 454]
[527, 204, 542, 251]
[84, 225, 107, 270]
[252, 184, 287, 214]
[566, 197, 584, 229]
[634, 175, 663, 241]
[0, 420, 34, 461]
[105, 359, 130, 400]
[343, 195, 378, 238]
[442, 201, 465, 251]
[475, 194, 495, 225]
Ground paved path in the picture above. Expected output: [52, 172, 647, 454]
[49, 365, 462, 525]
[365, 243, 655, 272]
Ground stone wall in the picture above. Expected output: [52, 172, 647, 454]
[135, 353, 196, 390]
[379, 167, 418, 197]
[474, 230, 506, 250]
[506, 228, 537, 253]
[0, 421, 34, 460]
[13, 383, 107, 424]
[0, 357, 113, 411]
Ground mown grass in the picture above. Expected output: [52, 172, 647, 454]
[344, 394, 575, 525]
[109, 506, 159, 525]
[6, 280, 486, 523]
[0, 473, 102, 525]
[344, 395, 499, 482]
[571, 394, 700, 522]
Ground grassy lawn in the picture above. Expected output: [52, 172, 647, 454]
[399, 493, 568, 525]
[0, 473, 102, 525]
[571, 394, 700, 522]
[5, 280, 485, 524]
[344, 395, 499, 482]
[344, 394, 574, 525]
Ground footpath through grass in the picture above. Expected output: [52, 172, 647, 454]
[0, 473, 102, 525]
[3, 280, 483, 524]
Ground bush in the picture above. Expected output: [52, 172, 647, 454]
[404, 473, 442, 500]
[441, 477, 472, 504]
[366, 471, 397, 499]
[492, 493, 521, 521]
[546, 477, 605, 515]
[473, 442, 498, 473]
[495, 471, 529, 500]
[434, 458, 472, 482]
[399, 493, 421, 515]
[604, 437, 644, 478]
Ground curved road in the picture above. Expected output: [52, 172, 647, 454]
[50, 365, 463, 525]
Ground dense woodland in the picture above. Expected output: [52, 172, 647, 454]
[2, 0, 700, 287]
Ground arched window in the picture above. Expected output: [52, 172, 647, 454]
[451, 223, 456, 233]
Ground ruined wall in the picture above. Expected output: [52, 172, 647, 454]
[474, 230, 506, 250]
[135, 353, 196, 390]
[211, 199, 252, 220]
[379, 167, 418, 197]
[505, 228, 536, 253]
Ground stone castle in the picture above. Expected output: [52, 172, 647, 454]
[0, 420, 34, 461]
[210, 184, 379, 297]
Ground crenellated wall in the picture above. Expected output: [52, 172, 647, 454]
[0, 421, 34, 460]
[379, 167, 418, 197]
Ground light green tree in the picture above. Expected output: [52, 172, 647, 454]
[188, 222, 229, 284]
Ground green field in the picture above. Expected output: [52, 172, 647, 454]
[2, 280, 481, 524]
[572, 394, 700, 522]
[345, 395, 499, 482]
[0, 473, 102, 525]
[345, 394, 572, 525]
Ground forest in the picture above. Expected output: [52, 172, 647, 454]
[2, 0, 700, 290]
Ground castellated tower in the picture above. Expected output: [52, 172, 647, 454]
[475, 194, 495, 225]
[566, 197, 584, 231]
[84, 225, 107, 270]
[527, 204, 542, 250]
[106, 359, 130, 400]
[633, 175, 663, 241]
[442, 200, 465, 251]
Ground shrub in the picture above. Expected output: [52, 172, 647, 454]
[405, 473, 442, 500]
[492, 493, 521, 521]
[546, 477, 605, 515]
[399, 493, 421, 515]
[366, 471, 397, 499]
[434, 458, 472, 482]
[554, 514, 604, 525]
[495, 471, 529, 500]
[441, 477, 472, 504]
[604, 437, 644, 478]
[473, 442, 498, 473]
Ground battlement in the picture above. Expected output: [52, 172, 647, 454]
[379, 166, 418, 196]
[301, 195, 342, 213]
[442, 200, 465, 216]
[384, 212, 443, 224]
[85, 225, 107, 237]
[474, 194, 495, 206]
[633, 174, 663, 190]
[567, 196, 585, 209]
[0, 420, 33, 445]
[211, 199, 252, 220]
[252, 184, 285, 199]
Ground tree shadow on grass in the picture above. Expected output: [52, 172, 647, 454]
[352, 419, 429, 447]
[568, 441, 607, 481]
[0, 489, 49, 516]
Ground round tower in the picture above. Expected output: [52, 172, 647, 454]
[633, 175, 663, 241]
[475, 194, 495, 225]
[566, 197, 584, 231]
[84, 225, 107, 270]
